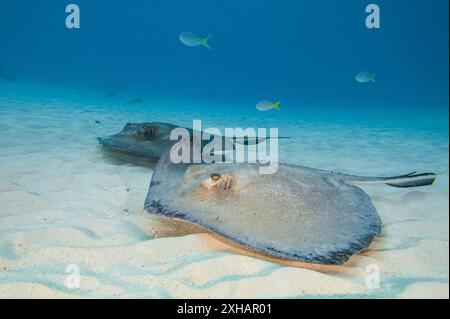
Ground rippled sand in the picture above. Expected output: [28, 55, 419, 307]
[0, 84, 448, 298]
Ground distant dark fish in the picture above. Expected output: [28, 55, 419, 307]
[128, 97, 144, 104]
[95, 120, 101, 124]
[105, 90, 117, 98]
[0, 67, 17, 83]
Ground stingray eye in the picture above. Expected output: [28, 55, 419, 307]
[141, 126, 155, 137]
[201, 173, 233, 191]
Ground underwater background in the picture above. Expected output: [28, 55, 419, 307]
[0, 0, 448, 298]
[1, 0, 449, 128]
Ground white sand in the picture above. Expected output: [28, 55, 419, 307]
[0, 83, 448, 298]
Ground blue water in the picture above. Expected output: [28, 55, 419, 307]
[0, 0, 448, 131]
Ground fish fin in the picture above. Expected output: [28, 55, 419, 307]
[273, 101, 281, 110]
[201, 34, 212, 49]
[371, 73, 376, 83]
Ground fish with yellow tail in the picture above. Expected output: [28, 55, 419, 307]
[256, 100, 281, 112]
[179, 31, 212, 49]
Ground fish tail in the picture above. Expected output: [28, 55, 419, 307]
[273, 101, 281, 110]
[371, 73, 376, 83]
[202, 34, 212, 49]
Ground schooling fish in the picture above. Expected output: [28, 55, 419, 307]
[355, 71, 376, 83]
[256, 100, 281, 112]
[179, 32, 212, 49]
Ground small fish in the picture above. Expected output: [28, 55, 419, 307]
[0, 67, 17, 83]
[179, 31, 212, 49]
[355, 71, 376, 83]
[128, 97, 144, 104]
[105, 90, 117, 98]
[95, 120, 101, 124]
[256, 100, 281, 112]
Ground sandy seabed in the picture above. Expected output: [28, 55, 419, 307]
[0, 84, 448, 298]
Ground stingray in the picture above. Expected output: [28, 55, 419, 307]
[99, 123, 181, 159]
[144, 148, 436, 265]
[0, 67, 17, 83]
[98, 122, 287, 160]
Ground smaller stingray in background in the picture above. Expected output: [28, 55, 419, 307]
[356, 71, 376, 83]
[256, 100, 281, 112]
[99, 123, 181, 159]
[98, 122, 289, 160]
[144, 145, 436, 265]
[0, 67, 17, 83]
[128, 97, 144, 104]
[179, 31, 212, 49]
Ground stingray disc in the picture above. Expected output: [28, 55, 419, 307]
[144, 151, 382, 265]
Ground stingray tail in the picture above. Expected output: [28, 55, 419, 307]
[231, 136, 290, 146]
[342, 172, 437, 188]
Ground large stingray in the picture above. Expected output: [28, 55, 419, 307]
[144, 149, 436, 265]
[98, 122, 285, 160]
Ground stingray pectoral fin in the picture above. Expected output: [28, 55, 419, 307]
[342, 172, 437, 188]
